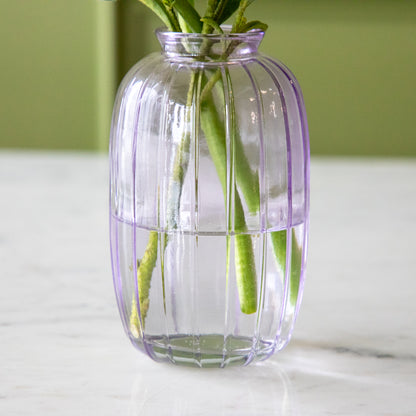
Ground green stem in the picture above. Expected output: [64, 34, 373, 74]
[161, 0, 182, 31]
[234, 194, 257, 314]
[200, 85, 257, 314]
[270, 229, 302, 308]
[130, 72, 199, 331]
[128, 0, 271, 323]
[201, 71, 259, 214]
[231, 0, 251, 32]
[201, 0, 219, 34]
[130, 68, 299, 326]
[200, 68, 302, 313]
[130, 230, 159, 335]
[166, 72, 198, 229]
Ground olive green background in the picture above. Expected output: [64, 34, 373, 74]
[1, 0, 415, 155]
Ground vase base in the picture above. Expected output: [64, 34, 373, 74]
[133, 334, 276, 367]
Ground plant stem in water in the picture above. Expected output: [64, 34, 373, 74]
[130, 72, 199, 332]
[270, 229, 302, 308]
[200, 85, 258, 314]
[130, 230, 158, 335]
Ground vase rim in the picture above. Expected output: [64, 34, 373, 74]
[156, 26, 264, 61]
[156, 25, 265, 40]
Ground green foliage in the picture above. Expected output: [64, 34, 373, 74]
[238, 20, 268, 33]
[174, 0, 203, 32]
[215, 0, 241, 25]
[137, 0, 180, 30]
[135, 0, 267, 34]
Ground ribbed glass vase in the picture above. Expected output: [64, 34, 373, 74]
[109, 28, 309, 368]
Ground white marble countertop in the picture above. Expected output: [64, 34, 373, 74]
[1, 151, 415, 415]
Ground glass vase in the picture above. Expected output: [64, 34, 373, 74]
[109, 28, 309, 368]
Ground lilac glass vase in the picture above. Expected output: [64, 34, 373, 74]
[109, 28, 309, 367]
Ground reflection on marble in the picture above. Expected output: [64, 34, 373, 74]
[1, 152, 415, 415]
[129, 363, 295, 415]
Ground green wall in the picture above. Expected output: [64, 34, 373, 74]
[1, 0, 416, 155]
[0, 0, 117, 151]
[254, 1, 416, 156]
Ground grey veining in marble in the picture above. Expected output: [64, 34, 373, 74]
[1, 152, 415, 415]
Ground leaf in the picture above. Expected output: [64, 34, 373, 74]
[172, 0, 203, 33]
[176, 0, 196, 32]
[239, 20, 268, 33]
[177, 14, 193, 33]
[216, 0, 241, 25]
[137, 0, 178, 30]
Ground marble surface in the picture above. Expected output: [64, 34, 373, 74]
[1, 151, 415, 415]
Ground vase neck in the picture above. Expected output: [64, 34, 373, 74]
[156, 27, 264, 62]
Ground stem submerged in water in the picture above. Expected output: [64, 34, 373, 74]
[130, 230, 158, 335]
[128, 1, 277, 328]
[130, 63, 303, 329]
[270, 229, 302, 308]
[130, 72, 199, 333]
[200, 87, 258, 314]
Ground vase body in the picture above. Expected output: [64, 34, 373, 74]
[109, 29, 309, 367]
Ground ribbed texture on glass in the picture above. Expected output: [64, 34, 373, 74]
[109, 31, 309, 367]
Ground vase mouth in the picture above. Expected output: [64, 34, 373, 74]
[156, 25, 264, 61]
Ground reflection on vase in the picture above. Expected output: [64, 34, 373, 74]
[129, 361, 297, 416]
